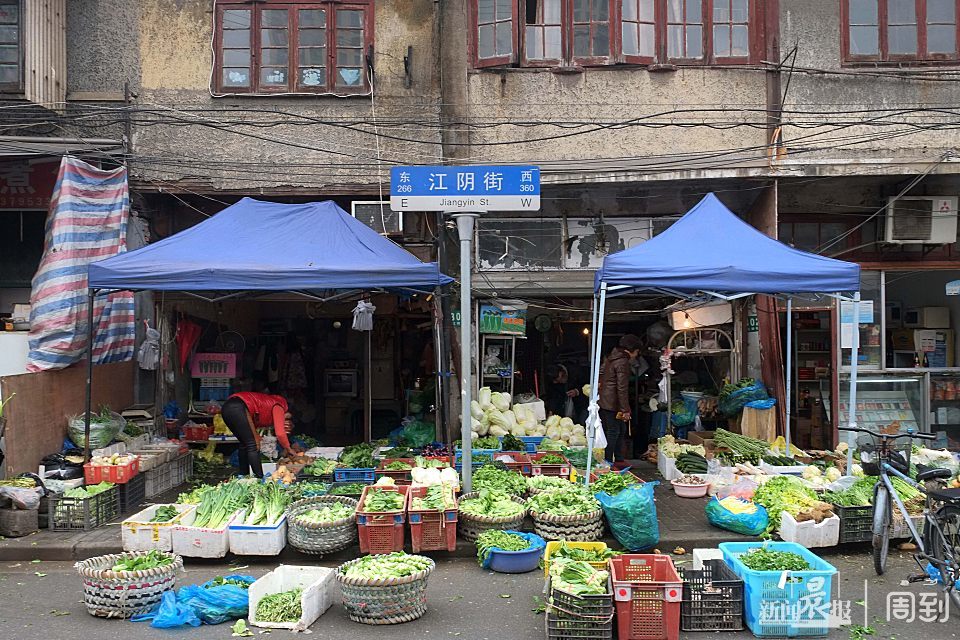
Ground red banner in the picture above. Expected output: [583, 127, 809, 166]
[0, 160, 59, 209]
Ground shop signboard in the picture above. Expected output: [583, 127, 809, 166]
[389, 165, 540, 212]
[0, 160, 59, 209]
[840, 300, 875, 349]
[947, 280, 960, 296]
[451, 308, 461, 327]
[479, 304, 526, 335]
[747, 315, 759, 332]
[191, 353, 237, 378]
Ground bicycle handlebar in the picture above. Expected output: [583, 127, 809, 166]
[839, 426, 937, 441]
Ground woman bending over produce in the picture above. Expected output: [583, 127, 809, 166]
[221, 391, 294, 478]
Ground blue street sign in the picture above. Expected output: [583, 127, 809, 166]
[390, 165, 540, 212]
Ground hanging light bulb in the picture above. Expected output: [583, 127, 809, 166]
[682, 313, 692, 328]
[582, 327, 590, 336]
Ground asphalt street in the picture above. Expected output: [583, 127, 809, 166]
[0, 548, 955, 640]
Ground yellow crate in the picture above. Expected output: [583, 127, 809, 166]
[543, 541, 610, 577]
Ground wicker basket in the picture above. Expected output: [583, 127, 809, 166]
[456, 491, 527, 543]
[530, 508, 605, 542]
[75, 551, 183, 618]
[286, 495, 358, 556]
[336, 556, 435, 625]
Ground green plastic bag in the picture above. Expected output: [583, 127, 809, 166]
[401, 420, 437, 448]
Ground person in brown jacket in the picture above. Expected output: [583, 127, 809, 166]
[598, 334, 642, 463]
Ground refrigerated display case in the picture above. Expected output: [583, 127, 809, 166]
[929, 372, 960, 449]
[834, 374, 924, 434]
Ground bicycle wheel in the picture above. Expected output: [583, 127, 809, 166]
[926, 504, 960, 610]
[873, 484, 891, 576]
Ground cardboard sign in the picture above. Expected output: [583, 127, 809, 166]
[190, 353, 237, 378]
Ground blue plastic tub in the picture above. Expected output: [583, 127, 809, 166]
[720, 542, 837, 638]
[486, 532, 546, 573]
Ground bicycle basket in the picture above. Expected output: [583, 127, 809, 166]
[859, 450, 880, 476]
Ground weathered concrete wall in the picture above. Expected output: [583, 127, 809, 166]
[779, 0, 960, 166]
[67, 0, 141, 94]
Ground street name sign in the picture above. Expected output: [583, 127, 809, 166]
[390, 165, 540, 212]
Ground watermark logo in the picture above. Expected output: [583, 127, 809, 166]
[886, 592, 950, 623]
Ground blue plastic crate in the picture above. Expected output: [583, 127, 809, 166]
[334, 467, 377, 483]
[454, 449, 498, 465]
[497, 436, 545, 453]
[719, 542, 837, 638]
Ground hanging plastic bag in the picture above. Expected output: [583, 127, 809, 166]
[719, 383, 769, 417]
[352, 300, 376, 331]
[0, 486, 42, 510]
[596, 482, 659, 551]
[401, 420, 436, 448]
[134, 575, 255, 628]
[705, 496, 768, 536]
[137, 326, 161, 370]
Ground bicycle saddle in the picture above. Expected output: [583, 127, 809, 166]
[927, 487, 960, 504]
[917, 466, 954, 482]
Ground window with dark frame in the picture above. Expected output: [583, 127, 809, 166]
[843, 0, 960, 63]
[0, 0, 21, 91]
[214, 1, 372, 95]
[474, 0, 762, 68]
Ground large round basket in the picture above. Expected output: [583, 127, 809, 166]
[529, 508, 604, 542]
[75, 551, 182, 618]
[286, 495, 358, 555]
[456, 491, 527, 543]
[336, 556, 435, 625]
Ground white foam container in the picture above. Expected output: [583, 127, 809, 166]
[778, 511, 840, 548]
[692, 548, 724, 570]
[759, 460, 806, 476]
[228, 509, 287, 555]
[171, 509, 240, 558]
[122, 503, 196, 552]
[657, 450, 681, 481]
[248, 565, 336, 631]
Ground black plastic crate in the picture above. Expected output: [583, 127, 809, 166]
[679, 559, 744, 632]
[549, 582, 615, 619]
[117, 473, 146, 513]
[835, 504, 873, 543]
[545, 613, 613, 640]
[48, 487, 118, 531]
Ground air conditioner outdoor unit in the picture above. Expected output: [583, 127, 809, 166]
[351, 201, 403, 236]
[884, 196, 958, 244]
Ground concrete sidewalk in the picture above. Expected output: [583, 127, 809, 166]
[0, 460, 752, 561]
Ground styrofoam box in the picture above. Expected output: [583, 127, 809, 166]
[122, 503, 196, 552]
[248, 565, 337, 631]
[692, 548, 724, 570]
[228, 510, 287, 555]
[92, 442, 127, 458]
[759, 460, 805, 476]
[171, 509, 240, 558]
[262, 463, 278, 476]
[778, 511, 840, 548]
[657, 450, 681, 481]
[135, 452, 162, 472]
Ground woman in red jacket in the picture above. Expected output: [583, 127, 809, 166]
[221, 391, 294, 477]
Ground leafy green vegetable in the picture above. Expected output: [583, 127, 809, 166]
[255, 588, 302, 623]
[362, 488, 405, 512]
[64, 482, 114, 499]
[527, 475, 577, 492]
[459, 490, 525, 518]
[473, 464, 526, 496]
[414, 455, 449, 469]
[528, 490, 600, 517]
[824, 476, 877, 507]
[176, 485, 213, 504]
[341, 552, 433, 580]
[192, 479, 254, 528]
[548, 541, 617, 563]
[591, 472, 639, 496]
[537, 453, 567, 465]
[383, 460, 412, 471]
[752, 476, 820, 534]
[476, 530, 529, 566]
[296, 502, 355, 524]
[550, 558, 609, 595]
[410, 485, 454, 511]
[739, 548, 810, 572]
[381, 447, 413, 459]
[293, 481, 329, 497]
[302, 458, 338, 476]
[110, 550, 173, 572]
[472, 436, 502, 449]
[207, 576, 250, 589]
[500, 435, 526, 452]
[329, 482, 367, 496]
[149, 505, 179, 523]
[244, 481, 291, 525]
[714, 428, 768, 464]
[338, 443, 377, 469]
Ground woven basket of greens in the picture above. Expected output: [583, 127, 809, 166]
[457, 490, 527, 542]
[75, 550, 182, 618]
[336, 552, 435, 625]
[286, 495, 358, 555]
[527, 491, 604, 542]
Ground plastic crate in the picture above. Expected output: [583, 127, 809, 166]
[610, 555, 683, 640]
[376, 458, 415, 483]
[334, 467, 377, 483]
[182, 424, 213, 442]
[248, 565, 337, 631]
[720, 542, 837, 638]
[48, 487, 119, 531]
[454, 450, 497, 467]
[546, 577, 614, 640]
[357, 484, 408, 554]
[228, 510, 288, 555]
[530, 453, 572, 477]
[832, 504, 873, 544]
[492, 452, 533, 475]
[497, 435, 546, 454]
[83, 457, 140, 484]
[679, 559, 744, 632]
[144, 462, 173, 498]
[544, 541, 611, 577]
[407, 485, 457, 552]
[171, 453, 194, 486]
[891, 513, 924, 540]
[546, 612, 614, 640]
[326, 481, 371, 498]
[117, 473, 147, 513]
[121, 503, 195, 552]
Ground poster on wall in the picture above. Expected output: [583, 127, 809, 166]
[479, 303, 527, 335]
[840, 300, 875, 349]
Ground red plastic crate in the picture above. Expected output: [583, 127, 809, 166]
[530, 453, 571, 477]
[407, 485, 457, 552]
[376, 458, 415, 484]
[493, 452, 532, 476]
[610, 555, 683, 640]
[357, 484, 408, 554]
[181, 424, 213, 442]
[83, 457, 140, 484]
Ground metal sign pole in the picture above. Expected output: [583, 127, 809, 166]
[453, 212, 479, 492]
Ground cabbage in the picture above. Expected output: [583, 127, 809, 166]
[488, 425, 508, 437]
[546, 425, 561, 440]
[509, 423, 526, 437]
[486, 408, 510, 430]
[568, 434, 587, 447]
[470, 401, 484, 420]
[470, 431, 479, 441]
[851, 464, 864, 477]
[503, 410, 517, 429]
[559, 426, 572, 441]
[532, 424, 547, 436]
[571, 424, 586, 437]
[545, 415, 561, 430]
[825, 467, 842, 482]
[559, 417, 574, 430]
[501, 392, 512, 406]
[471, 417, 482, 434]
[490, 392, 511, 412]
[802, 465, 822, 480]
[479, 387, 493, 411]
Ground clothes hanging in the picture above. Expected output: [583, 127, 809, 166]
[352, 300, 375, 331]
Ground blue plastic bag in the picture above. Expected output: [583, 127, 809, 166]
[133, 575, 255, 628]
[719, 383, 769, 416]
[596, 482, 659, 551]
[479, 530, 546, 569]
[745, 398, 776, 410]
[705, 497, 768, 536]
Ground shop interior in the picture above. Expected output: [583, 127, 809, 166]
[160, 292, 441, 447]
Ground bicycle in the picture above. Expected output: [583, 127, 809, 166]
[840, 426, 960, 608]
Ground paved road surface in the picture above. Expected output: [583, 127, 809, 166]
[0, 548, 954, 639]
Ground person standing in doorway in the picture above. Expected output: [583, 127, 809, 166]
[598, 334, 642, 464]
[220, 391, 295, 478]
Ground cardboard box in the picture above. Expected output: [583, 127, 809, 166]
[687, 431, 716, 447]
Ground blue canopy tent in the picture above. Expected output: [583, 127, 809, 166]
[83, 198, 452, 456]
[585, 193, 862, 483]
